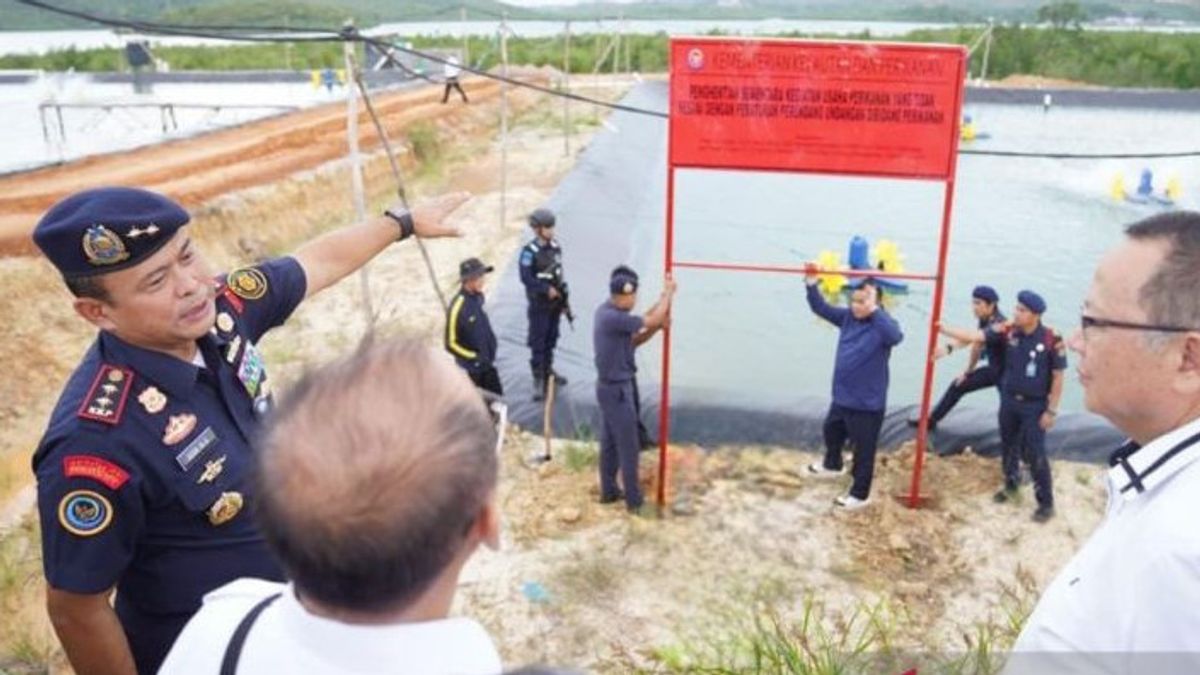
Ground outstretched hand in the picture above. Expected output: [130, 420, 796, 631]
[408, 191, 471, 239]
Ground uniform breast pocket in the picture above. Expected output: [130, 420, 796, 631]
[170, 437, 247, 527]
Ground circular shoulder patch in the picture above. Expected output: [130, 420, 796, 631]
[58, 490, 114, 537]
[227, 267, 268, 300]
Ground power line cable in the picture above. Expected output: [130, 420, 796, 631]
[12, 0, 1200, 159]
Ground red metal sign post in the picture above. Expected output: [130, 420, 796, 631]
[658, 37, 967, 509]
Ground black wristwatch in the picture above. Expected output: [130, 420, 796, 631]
[384, 208, 415, 241]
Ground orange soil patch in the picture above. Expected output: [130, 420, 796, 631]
[0, 74, 544, 256]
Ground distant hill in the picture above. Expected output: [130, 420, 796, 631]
[2, 0, 1197, 31]
[0, 0, 534, 31]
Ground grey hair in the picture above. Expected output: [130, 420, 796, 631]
[1125, 211, 1200, 337]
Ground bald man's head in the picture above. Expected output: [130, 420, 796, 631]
[255, 339, 499, 614]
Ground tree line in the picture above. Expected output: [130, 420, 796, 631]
[2, 26, 1197, 89]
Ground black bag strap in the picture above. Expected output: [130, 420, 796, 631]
[219, 592, 282, 675]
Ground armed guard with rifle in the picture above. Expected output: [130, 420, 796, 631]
[519, 207, 572, 401]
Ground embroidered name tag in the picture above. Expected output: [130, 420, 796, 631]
[176, 427, 217, 471]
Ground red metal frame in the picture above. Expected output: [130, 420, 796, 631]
[657, 37, 967, 510]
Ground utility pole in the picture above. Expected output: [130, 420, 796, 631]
[562, 20, 571, 156]
[342, 22, 374, 327]
[460, 5, 469, 67]
[500, 12, 510, 229]
[981, 17, 995, 83]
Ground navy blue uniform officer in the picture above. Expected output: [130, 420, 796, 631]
[520, 208, 569, 400]
[939, 290, 1067, 522]
[31, 186, 467, 675]
[911, 285, 1007, 431]
[593, 267, 676, 513]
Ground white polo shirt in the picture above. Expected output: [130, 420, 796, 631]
[159, 579, 503, 675]
[1005, 415, 1200, 675]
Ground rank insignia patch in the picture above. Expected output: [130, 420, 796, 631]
[226, 267, 267, 301]
[58, 490, 114, 537]
[78, 365, 133, 425]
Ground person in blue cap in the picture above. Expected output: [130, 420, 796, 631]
[940, 289, 1067, 522]
[519, 208, 570, 401]
[909, 285, 1007, 432]
[592, 266, 675, 514]
[803, 271, 904, 510]
[30, 186, 466, 675]
[446, 257, 501, 396]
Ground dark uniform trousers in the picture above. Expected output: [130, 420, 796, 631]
[998, 394, 1055, 507]
[596, 379, 642, 509]
[528, 301, 563, 378]
[469, 367, 503, 396]
[929, 366, 1001, 424]
[822, 404, 885, 500]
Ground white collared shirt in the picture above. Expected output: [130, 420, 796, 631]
[159, 579, 503, 675]
[1006, 415, 1200, 675]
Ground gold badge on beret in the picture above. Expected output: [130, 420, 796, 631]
[226, 267, 267, 301]
[82, 225, 130, 267]
[207, 491, 243, 526]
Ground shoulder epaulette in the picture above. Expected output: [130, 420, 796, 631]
[77, 364, 134, 425]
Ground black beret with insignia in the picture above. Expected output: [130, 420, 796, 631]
[33, 187, 190, 279]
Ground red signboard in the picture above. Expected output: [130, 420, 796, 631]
[669, 38, 967, 179]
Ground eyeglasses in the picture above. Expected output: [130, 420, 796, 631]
[1080, 314, 1198, 334]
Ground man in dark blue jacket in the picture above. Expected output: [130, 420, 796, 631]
[804, 273, 904, 509]
[446, 257, 501, 396]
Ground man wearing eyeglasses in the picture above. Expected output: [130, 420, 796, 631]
[1005, 211, 1200, 672]
[939, 289, 1066, 522]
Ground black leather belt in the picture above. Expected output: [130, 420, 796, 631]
[1012, 393, 1046, 402]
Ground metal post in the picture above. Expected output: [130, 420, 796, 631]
[38, 105, 50, 143]
[624, 15, 632, 74]
[613, 13, 621, 76]
[562, 20, 571, 157]
[55, 105, 66, 142]
[460, 6, 469, 67]
[981, 18, 994, 83]
[343, 30, 375, 328]
[500, 13, 510, 229]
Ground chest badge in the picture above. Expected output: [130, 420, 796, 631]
[207, 491, 243, 526]
[198, 455, 226, 484]
[138, 386, 167, 414]
[216, 312, 235, 333]
[162, 414, 197, 445]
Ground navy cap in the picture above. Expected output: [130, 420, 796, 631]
[33, 187, 189, 279]
[459, 257, 493, 280]
[972, 285, 999, 304]
[529, 208, 556, 229]
[1017, 290, 1047, 314]
[609, 265, 639, 295]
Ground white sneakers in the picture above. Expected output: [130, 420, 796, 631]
[806, 463, 871, 510]
[806, 462, 846, 478]
[833, 494, 870, 510]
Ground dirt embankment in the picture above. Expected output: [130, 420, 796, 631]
[0, 74, 527, 256]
